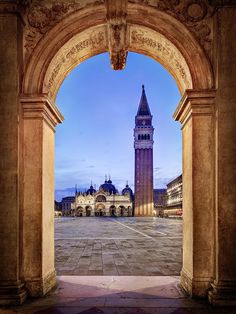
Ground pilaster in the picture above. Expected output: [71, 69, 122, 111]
[208, 6, 236, 306]
[174, 89, 216, 297]
[20, 95, 63, 297]
[0, 6, 27, 305]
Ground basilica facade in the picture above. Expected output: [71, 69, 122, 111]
[71, 178, 133, 217]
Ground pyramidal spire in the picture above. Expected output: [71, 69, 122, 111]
[136, 85, 151, 116]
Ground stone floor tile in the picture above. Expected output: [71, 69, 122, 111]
[55, 217, 182, 276]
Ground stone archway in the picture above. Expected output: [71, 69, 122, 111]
[95, 204, 106, 217]
[110, 205, 116, 217]
[3, 0, 236, 307]
[20, 1, 214, 300]
[85, 206, 92, 217]
[76, 206, 84, 217]
[20, 2, 215, 300]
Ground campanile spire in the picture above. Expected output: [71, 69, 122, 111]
[134, 86, 154, 216]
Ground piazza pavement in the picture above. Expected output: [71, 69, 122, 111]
[55, 217, 182, 276]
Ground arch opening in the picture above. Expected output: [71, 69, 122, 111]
[23, 6, 213, 103]
[20, 3, 215, 302]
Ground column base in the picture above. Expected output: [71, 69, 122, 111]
[0, 281, 27, 305]
[25, 270, 56, 297]
[208, 281, 236, 306]
[181, 269, 211, 298]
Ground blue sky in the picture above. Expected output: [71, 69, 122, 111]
[55, 52, 182, 201]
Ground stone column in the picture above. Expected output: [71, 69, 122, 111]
[0, 6, 27, 305]
[174, 89, 215, 297]
[208, 7, 236, 306]
[20, 95, 63, 297]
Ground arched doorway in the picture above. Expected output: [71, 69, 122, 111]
[86, 206, 92, 217]
[17, 0, 216, 303]
[95, 204, 106, 217]
[118, 206, 125, 217]
[76, 207, 84, 217]
[110, 205, 116, 217]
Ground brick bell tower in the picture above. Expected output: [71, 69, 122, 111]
[134, 85, 154, 216]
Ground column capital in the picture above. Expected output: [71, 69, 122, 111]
[20, 94, 64, 131]
[173, 89, 216, 127]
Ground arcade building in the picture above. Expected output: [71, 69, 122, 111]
[70, 178, 133, 217]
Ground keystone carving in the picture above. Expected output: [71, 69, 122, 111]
[105, 0, 128, 70]
[21, 0, 232, 65]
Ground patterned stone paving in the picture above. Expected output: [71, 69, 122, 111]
[4, 276, 236, 313]
[55, 217, 182, 276]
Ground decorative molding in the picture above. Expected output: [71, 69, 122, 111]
[131, 30, 186, 81]
[105, 0, 128, 70]
[21, 0, 220, 63]
[130, 26, 192, 91]
[45, 30, 105, 92]
[173, 89, 216, 127]
[129, 0, 214, 58]
[24, 0, 104, 56]
[42, 26, 106, 98]
[20, 94, 64, 131]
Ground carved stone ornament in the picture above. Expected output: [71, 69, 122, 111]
[130, 25, 192, 91]
[129, 0, 214, 59]
[22, 0, 217, 63]
[24, 0, 104, 57]
[105, 0, 128, 70]
[43, 25, 107, 99]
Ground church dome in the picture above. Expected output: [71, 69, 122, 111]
[86, 184, 96, 195]
[122, 183, 133, 197]
[100, 178, 118, 194]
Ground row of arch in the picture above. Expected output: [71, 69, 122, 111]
[138, 134, 151, 140]
[64, 205, 133, 217]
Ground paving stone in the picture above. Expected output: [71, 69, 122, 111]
[55, 217, 182, 276]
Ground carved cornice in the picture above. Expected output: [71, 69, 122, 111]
[105, 0, 128, 70]
[173, 89, 216, 127]
[20, 94, 64, 131]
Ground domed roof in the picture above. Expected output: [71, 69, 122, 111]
[100, 178, 118, 195]
[86, 184, 96, 195]
[122, 183, 133, 197]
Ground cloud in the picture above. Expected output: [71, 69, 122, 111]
[55, 187, 76, 201]
[154, 176, 173, 188]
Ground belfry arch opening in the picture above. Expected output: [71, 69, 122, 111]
[19, 4, 216, 304]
